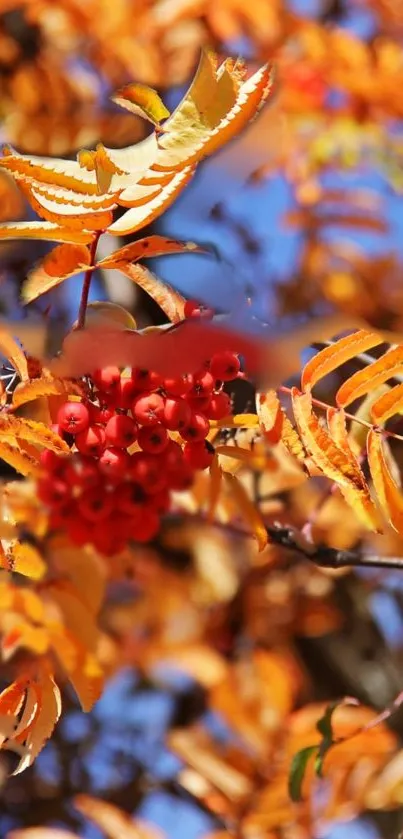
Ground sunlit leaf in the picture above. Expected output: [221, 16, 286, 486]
[4, 542, 47, 580]
[224, 472, 268, 550]
[12, 376, 72, 409]
[0, 441, 40, 477]
[112, 263, 186, 322]
[0, 221, 94, 244]
[367, 429, 403, 535]
[74, 795, 163, 839]
[371, 382, 403, 425]
[112, 83, 170, 125]
[337, 345, 403, 407]
[23, 244, 91, 304]
[107, 165, 195, 234]
[97, 234, 206, 266]
[301, 330, 382, 391]
[0, 330, 28, 381]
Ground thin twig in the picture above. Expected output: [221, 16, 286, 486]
[76, 231, 102, 330]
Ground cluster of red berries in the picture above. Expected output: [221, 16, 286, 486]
[38, 349, 241, 556]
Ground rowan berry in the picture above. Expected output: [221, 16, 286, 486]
[105, 414, 138, 448]
[130, 508, 160, 543]
[167, 462, 194, 491]
[137, 424, 169, 454]
[131, 368, 162, 390]
[87, 401, 115, 425]
[116, 377, 138, 410]
[163, 396, 191, 431]
[99, 447, 131, 480]
[92, 518, 122, 556]
[163, 374, 193, 397]
[189, 370, 215, 398]
[132, 392, 165, 426]
[180, 411, 210, 442]
[93, 366, 121, 392]
[67, 515, 94, 546]
[129, 452, 167, 493]
[184, 300, 214, 320]
[57, 401, 90, 435]
[206, 391, 232, 420]
[39, 449, 63, 472]
[37, 477, 70, 507]
[209, 351, 240, 381]
[64, 455, 100, 489]
[113, 482, 146, 514]
[148, 487, 170, 514]
[161, 440, 184, 472]
[78, 487, 114, 521]
[188, 395, 212, 412]
[75, 425, 106, 457]
[183, 440, 214, 470]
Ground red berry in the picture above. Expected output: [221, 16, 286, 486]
[113, 482, 146, 514]
[130, 452, 167, 494]
[75, 425, 106, 457]
[64, 455, 100, 489]
[78, 487, 114, 521]
[163, 397, 191, 431]
[138, 424, 169, 454]
[37, 477, 70, 507]
[180, 411, 210, 442]
[50, 503, 74, 530]
[209, 351, 240, 381]
[183, 440, 214, 470]
[189, 370, 215, 398]
[163, 375, 193, 397]
[92, 518, 120, 556]
[105, 414, 138, 448]
[116, 377, 138, 410]
[99, 447, 131, 480]
[184, 300, 214, 320]
[161, 440, 184, 472]
[132, 392, 165, 426]
[206, 391, 232, 420]
[39, 449, 63, 472]
[93, 366, 121, 393]
[67, 515, 94, 546]
[57, 401, 90, 435]
[188, 395, 212, 412]
[130, 508, 160, 543]
[167, 462, 194, 491]
[148, 487, 170, 514]
[131, 368, 162, 391]
[87, 401, 115, 425]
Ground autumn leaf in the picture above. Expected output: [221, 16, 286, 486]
[22, 243, 91, 304]
[12, 376, 71, 409]
[97, 234, 206, 266]
[367, 429, 403, 534]
[337, 345, 403, 407]
[74, 795, 163, 839]
[0, 221, 95, 244]
[111, 263, 186, 322]
[112, 83, 170, 125]
[301, 330, 382, 391]
[0, 330, 28, 381]
[370, 382, 403, 425]
[224, 472, 268, 550]
[4, 542, 47, 580]
[0, 441, 40, 477]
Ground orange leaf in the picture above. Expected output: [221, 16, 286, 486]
[74, 796, 163, 839]
[97, 234, 206, 267]
[0, 441, 40, 476]
[0, 221, 94, 244]
[367, 429, 403, 535]
[207, 454, 223, 522]
[0, 415, 69, 454]
[256, 389, 284, 443]
[5, 542, 47, 580]
[223, 472, 268, 551]
[109, 263, 186, 323]
[371, 383, 403, 425]
[107, 165, 195, 235]
[112, 83, 170, 125]
[12, 376, 70, 409]
[13, 671, 61, 774]
[292, 390, 379, 530]
[23, 243, 91, 304]
[8, 829, 81, 839]
[301, 330, 382, 391]
[0, 329, 28, 381]
[337, 345, 403, 407]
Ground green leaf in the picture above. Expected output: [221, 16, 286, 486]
[315, 697, 358, 777]
[288, 745, 318, 802]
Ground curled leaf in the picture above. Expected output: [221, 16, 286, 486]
[112, 83, 170, 125]
[224, 472, 268, 551]
[23, 244, 91, 304]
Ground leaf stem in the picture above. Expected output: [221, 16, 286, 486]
[77, 231, 102, 330]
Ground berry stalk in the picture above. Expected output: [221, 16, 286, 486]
[77, 231, 102, 330]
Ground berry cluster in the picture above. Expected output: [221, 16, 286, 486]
[38, 349, 241, 556]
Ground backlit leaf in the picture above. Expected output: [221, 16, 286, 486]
[13, 671, 61, 774]
[0, 416, 69, 454]
[224, 472, 268, 551]
[97, 234, 206, 266]
[112, 83, 170, 125]
[74, 795, 163, 839]
[113, 263, 186, 322]
[371, 382, 403, 425]
[337, 345, 403, 407]
[301, 330, 382, 391]
[0, 221, 94, 244]
[256, 389, 284, 443]
[107, 165, 195, 234]
[207, 454, 223, 522]
[5, 542, 47, 580]
[0, 441, 40, 477]
[0, 329, 28, 381]
[367, 429, 403, 535]
[23, 244, 91, 304]
[12, 376, 70, 409]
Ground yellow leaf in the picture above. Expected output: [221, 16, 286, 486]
[210, 413, 260, 429]
[23, 243, 91, 304]
[301, 330, 382, 391]
[12, 376, 69, 409]
[5, 542, 47, 580]
[1, 621, 49, 661]
[112, 83, 170, 125]
[97, 234, 206, 266]
[207, 454, 223, 522]
[367, 429, 403, 535]
[112, 263, 186, 323]
[256, 389, 284, 443]
[107, 165, 195, 235]
[0, 329, 28, 381]
[337, 345, 403, 407]
[224, 472, 268, 551]
[13, 671, 61, 774]
[371, 382, 403, 425]
[0, 441, 40, 477]
[0, 221, 94, 244]
[0, 415, 68, 454]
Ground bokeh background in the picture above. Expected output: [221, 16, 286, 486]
[0, 1, 403, 838]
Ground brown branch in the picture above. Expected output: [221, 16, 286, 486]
[76, 231, 102, 330]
